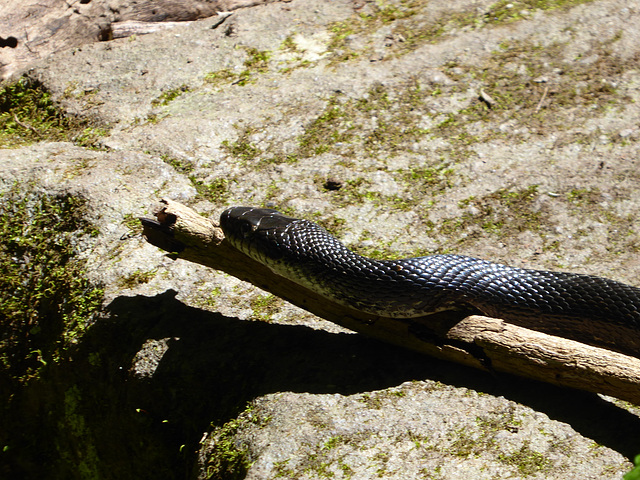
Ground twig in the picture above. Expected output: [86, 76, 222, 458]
[535, 86, 549, 113]
[12, 113, 42, 137]
[479, 89, 495, 109]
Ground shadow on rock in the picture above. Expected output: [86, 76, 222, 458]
[5, 289, 639, 479]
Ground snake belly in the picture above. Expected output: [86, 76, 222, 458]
[220, 206, 640, 357]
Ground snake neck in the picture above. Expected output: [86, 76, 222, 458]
[254, 219, 464, 317]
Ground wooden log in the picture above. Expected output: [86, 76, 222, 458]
[140, 199, 640, 405]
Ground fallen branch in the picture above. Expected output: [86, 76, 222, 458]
[535, 85, 549, 113]
[12, 113, 41, 138]
[110, 21, 187, 39]
[140, 199, 640, 405]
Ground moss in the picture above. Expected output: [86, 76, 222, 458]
[562, 187, 639, 256]
[160, 155, 234, 204]
[448, 424, 496, 457]
[193, 177, 231, 204]
[399, 164, 456, 197]
[249, 294, 281, 322]
[0, 186, 104, 386]
[74, 127, 109, 149]
[313, 214, 347, 238]
[260, 152, 299, 165]
[327, 0, 418, 62]
[57, 385, 101, 478]
[350, 241, 407, 261]
[565, 187, 602, 206]
[273, 459, 295, 477]
[431, 36, 631, 145]
[299, 435, 356, 478]
[144, 112, 162, 124]
[326, 177, 372, 208]
[448, 411, 522, 459]
[358, 392, 384, 409]
[119, 269, 157, 288]
[204, 69, 238, 86]
[221, 135, 262, 162]
[204, 48, 271, 87]
[327, 20, 359, 63]
[326, 0, 598, 63]
[276, 35, 314, 72]
[318, 3, 623, 164]
[160, 154, 195, 175]
[243, 48, 271, 72]
[485, 0, 595, 25]
[203, 416, 252, 480]
[436, 185, 543, 251]
[151, 85, 190, 106]
[499, 441, 552, 476]
[360, 83, 429, 152]
[296, 80, 432, 162]
[121, 213, 144, 236]
[280, 34, 299, 53]
[258, 181, 280, 206]
[0, 77, 103, 147]
[195, 285, 223, 309]
[297, 96, 354, 157]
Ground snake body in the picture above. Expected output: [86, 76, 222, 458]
[220, 206, 640, 357]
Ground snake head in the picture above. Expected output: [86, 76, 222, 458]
[220, 206, 296, 261]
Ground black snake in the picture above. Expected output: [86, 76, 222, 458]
[220, 206, 640, 358]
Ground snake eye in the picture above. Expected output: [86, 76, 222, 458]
[240, 221, 256, 239]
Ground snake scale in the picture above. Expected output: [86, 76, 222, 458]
[220, 206, 640, 358]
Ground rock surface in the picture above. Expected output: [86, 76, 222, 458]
[1, 0, 640, 478]
[0, 0, 284, 80]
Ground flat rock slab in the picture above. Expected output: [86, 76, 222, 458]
[222, 385, 630, 479]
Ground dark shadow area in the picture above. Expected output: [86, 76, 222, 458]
[0, 36, 18, 48]
[3, 290, 640, 479]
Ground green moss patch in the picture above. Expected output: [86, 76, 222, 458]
[205, 48, 272, 87]
[151, 85, 190, 107]
[499, 441, 552, 476]
[0, 186, 103, 387]
[221, 128, 263, 162]
[0, 77, 107, 147]
[433, 37, 632, 144]
[326, 0, 598, 62]
[297, 81, 430, 159]
[250, 294, 282, 322]
[485, 0, 595, 25]
[203, 415, 253, 480]
[436, 185, 544, 250]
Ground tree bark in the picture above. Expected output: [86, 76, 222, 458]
[140, 198, 640, 405]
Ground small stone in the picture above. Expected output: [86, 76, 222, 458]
[324, 177, 343, 191]
[619, 129, 635, 138]
[479, 89, 495, 108]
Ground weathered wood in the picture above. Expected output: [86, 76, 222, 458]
[141, 199, 640, 405]
[110, 21, 188, 40]
[0, 0, 279, 80]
